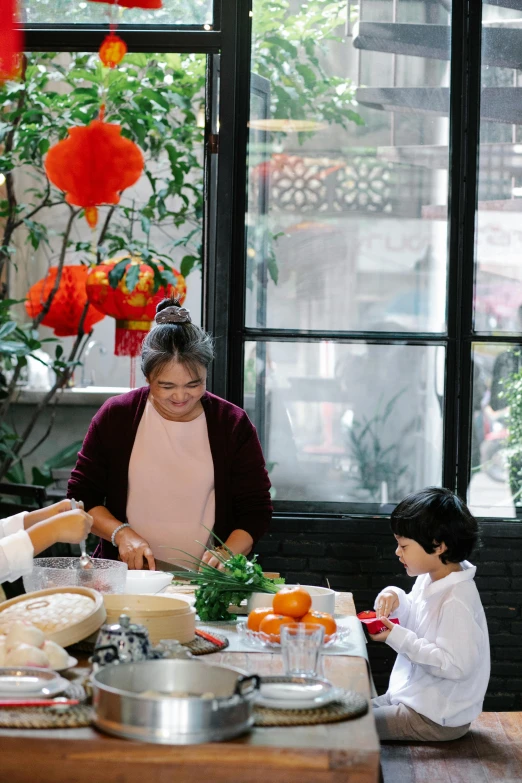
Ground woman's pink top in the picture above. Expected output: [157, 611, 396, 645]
[126, 401, 215, 569]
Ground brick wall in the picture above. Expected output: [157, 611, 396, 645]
[254, 515, 522, 711]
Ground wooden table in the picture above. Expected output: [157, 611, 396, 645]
[0, 593, 379, 783]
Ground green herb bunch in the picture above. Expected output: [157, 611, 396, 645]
[190, 552, 284, 622]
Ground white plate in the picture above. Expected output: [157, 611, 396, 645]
[256, 676, 345, 710]
[54, 655, 78, 672]
[236, 622, 350, 650]
[0, 667, 70, 698]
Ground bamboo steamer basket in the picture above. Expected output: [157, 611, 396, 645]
[0, 587, 106, 647]
[103, 594, 196, 644]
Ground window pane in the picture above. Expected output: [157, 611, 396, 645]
[245, 341, 443, 504]
[474, 4, 522, 334]
[22, 0, 213, 26]
[245, 0, 450, 333]
[7, 52, 204, 389]
[469, 343, 522, 519]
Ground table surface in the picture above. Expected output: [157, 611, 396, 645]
[0, 592, 380, 783]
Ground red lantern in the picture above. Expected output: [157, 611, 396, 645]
[86, 256, 187, 357]
[88, 0, 163, 8]
[25, 266, 106, 337]
[0, 0, 22, 82]
[44, 119, 144, 229]
[99, 32, 127, 68]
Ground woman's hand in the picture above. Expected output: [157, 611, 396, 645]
[201, 547, 228, 571]
[375, 590, 399, 618]
[200, 530, 254, 571]
[115, 527, 155, 571]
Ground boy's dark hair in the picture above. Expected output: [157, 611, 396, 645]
[390, 487, 478, 564]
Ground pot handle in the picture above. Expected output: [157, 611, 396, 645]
[234, 674, 261, 697]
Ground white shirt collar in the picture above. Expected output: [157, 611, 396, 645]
[423, 560, 476, 598]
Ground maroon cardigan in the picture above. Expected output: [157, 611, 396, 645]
[67, 387, 272, 559]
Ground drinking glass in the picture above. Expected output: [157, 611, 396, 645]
[280, 623, 325, 677]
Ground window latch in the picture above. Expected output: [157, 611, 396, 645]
[208, 133, 219, 154]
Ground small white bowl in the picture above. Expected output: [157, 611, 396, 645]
[247, 585, 336, 616]
[125, 570, 173, 595]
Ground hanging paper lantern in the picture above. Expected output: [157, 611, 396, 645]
[86, 256, 187, 357]
[44, 119, 144, 229]
[99, 32, 127, 68]
[0, 0, 22, 82]
[88, 0, 163, 8]
[25, 266, 106, 337]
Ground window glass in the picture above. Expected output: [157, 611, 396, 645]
[8, 52, 204, 389]
[245, 341, 443, 504]
[22, 0, 213, 26]
[474, 3, 522, 334]
[470, 342, 522, 519]
[245, 0, 450, 333]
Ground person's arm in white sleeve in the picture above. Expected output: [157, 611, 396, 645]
[0, 500, 74, 540]
[0, 508, 93, 584]
[0, 529, 34, 582]
[385, 598, 483, 680]
[0, 512, 28, 539]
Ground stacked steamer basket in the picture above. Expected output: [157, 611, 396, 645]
[103, 594, 195, 644]
[0, 587, 106, 647]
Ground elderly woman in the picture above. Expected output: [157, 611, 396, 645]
[68, 298, 272, 571]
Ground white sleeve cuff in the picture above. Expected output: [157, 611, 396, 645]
[385, 623, 414, 654]
[0, 529, 34, 582]
[0, 511, 28, 539]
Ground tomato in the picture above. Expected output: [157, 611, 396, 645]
[300, 611, 337, 637]
[272, 586, 312, 619]
[247, 607, 273, 632]
[258, 613, 295, 641]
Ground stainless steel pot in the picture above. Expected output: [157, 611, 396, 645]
[92, 658, 260, 744]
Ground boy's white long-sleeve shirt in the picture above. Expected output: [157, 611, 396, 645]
[0, 512, 34, 583]
[375, 561, 490, 727]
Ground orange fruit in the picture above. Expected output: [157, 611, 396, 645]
[301, 610, 337, 637]
[272, 586, 312, 619]
[259, 613, 295, 641]
[247, 607, 273, 632]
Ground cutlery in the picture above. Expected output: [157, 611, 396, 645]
[71, 498, 94, 570]
[0, 698, 80, 708]
[195, 628, 226, 647]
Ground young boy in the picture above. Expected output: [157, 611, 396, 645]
[370, 487, 490, 742]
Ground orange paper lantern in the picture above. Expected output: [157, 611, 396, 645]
[0, 0, 22, 82]
[99, 32, 127, 68]
[44, 119, 144, 228]
[88, 0, 163, 8]
[86, 256, 187, 356]
[25, 266, 106, 337]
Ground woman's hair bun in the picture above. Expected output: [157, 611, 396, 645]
[156, 297, 182, 315]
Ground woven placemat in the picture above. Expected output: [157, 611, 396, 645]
[0, 704, 94, 729]
[253, 691, 368, 727]
[184, 632, 229, 656]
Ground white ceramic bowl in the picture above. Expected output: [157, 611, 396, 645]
[125, 571, 173, 595]
[246, 585, 336, 616]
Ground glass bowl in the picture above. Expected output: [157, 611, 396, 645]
[23, 558, 128, 594]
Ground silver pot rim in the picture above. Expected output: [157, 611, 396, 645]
[92, 658, 257, 703]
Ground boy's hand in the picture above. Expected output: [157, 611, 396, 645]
[375, 590, 399, 618]
[368, 616, 395, 642]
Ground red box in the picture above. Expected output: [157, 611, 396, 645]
[357, 610, 400, 635]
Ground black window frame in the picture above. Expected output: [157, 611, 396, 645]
[21, 1, 509, 520]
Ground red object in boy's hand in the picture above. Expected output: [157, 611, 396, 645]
[357, 610, 400, 635]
